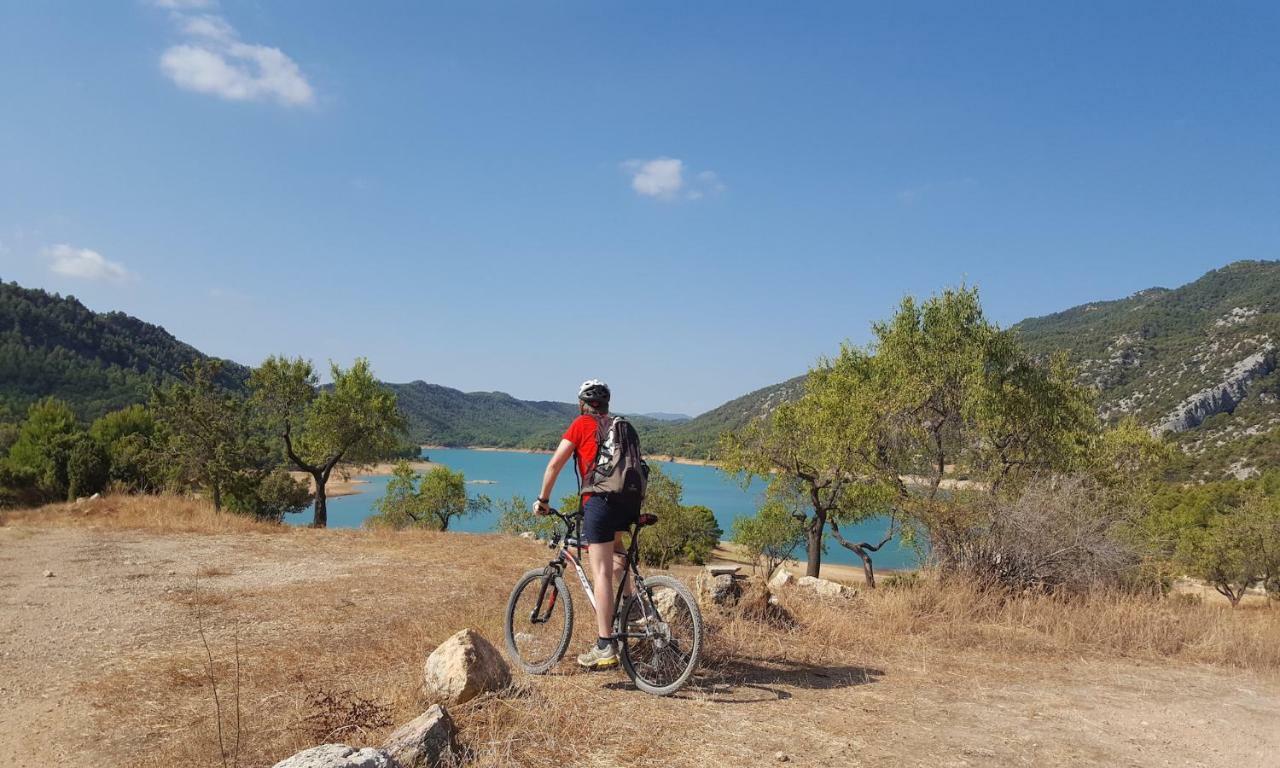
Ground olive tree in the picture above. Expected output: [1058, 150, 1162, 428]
[251, 357, 404, 527]
[370, 462, 488, 531]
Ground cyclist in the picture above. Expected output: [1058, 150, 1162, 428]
[533, 379, 639, 670]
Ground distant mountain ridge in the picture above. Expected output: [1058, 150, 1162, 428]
[0, 281, 248, 420]
[7, 262, 1279, 474]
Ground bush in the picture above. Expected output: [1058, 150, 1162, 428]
[731, 500, 806, 575]
[639, 468, 722, 567]
[226, 469, 313, 522]
[926, 475, 1147, 593]
[65, 434, 110, 500]
[495, 494, 558, 538]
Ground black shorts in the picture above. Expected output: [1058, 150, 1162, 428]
[582, 494, 641, 545]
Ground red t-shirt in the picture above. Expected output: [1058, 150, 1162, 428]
[563, 414, 605, 498]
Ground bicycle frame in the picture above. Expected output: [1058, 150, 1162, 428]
[529, 509, 659, 642]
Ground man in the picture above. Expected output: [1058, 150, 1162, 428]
[533, 379, 640, 669]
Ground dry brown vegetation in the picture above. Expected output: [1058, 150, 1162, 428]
[3, 494, 1279, 768]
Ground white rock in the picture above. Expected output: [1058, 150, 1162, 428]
[518, 532, 537, 540]
[42, 570, 54, 578]
[423, 628, 511, 704]
[270, 744, 392, 768]
[382, 704, 456, 768]
[767, 568, 794, 591]
[797, 575, 856, 599]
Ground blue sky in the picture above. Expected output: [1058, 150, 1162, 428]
[3, 2, 1280, 415]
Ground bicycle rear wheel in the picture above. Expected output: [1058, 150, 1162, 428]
[504, 568, 573, 674]
[617, 574, 702, 696]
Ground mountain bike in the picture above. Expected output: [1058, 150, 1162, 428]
[502, 508, 703, 696]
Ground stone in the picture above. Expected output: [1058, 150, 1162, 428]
[796, 575, 856, 599]
[706, 565, 741, 576]
[650, 585, 683, 619]
[775, 752, 790, 762]
[1156, 346, 1276, 433]
[89, 492, 101, 500]
[382, 704, 457, 768]
[767, 568, 794, 591]
[42, 570, 54, 578]
[697, 570, 743, 607]
[518, 532, 537, 540]
[422, 628, 511, 705]
[270, 744, 393, 768]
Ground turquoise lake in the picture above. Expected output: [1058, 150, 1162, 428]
[297, 447, 917, 570]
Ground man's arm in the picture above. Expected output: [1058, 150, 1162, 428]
[535, 438, 576, 513]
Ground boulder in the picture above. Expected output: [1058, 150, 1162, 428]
[796, 575, 856, 599]
[270, 744, 393, 768]
[518, 531, 537, 540]
[696, 570, 743, 607]
[423, 628, 511, 704]
[382, 705, 457, 768]
[650, 585, 683, 619]
[767, 568, 794, 591]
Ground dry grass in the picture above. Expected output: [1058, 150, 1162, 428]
[0, 493, 285, 534]
[8, 495, 1280, 767]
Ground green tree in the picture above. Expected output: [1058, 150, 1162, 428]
[722, 287, 1098, 585]
[90, 405, 159, 491]
[369, 463, 488, 531]
[732, 500, 807, 576]
[4, 397, 80, 503]
[65, 434, 109, 500]
[638, 467, 723, 568]
[1177, 489, 1280, 607]
[152, 361, 270, 511]
[495, 494, 557, 538]
[251, 357, 405, 527]
[226, 469, 313, 522]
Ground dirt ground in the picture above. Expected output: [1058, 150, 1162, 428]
[2, 521, 1279, 768]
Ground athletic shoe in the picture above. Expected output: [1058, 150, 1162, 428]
[576, 642, 618, 669]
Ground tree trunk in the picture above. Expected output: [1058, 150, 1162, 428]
[805, 510, 826, 578]
[211, 482, 222, 512]
[312, 471, 328, 528]
[830, 521, 892, 589]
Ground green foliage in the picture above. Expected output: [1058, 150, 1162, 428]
[252, 356, 405, 525]
[4, 397, 80, 502]
[495, 494, 558, 538]
[369, 462, 488, 531]
[0, 281, 248, 421]
[90, 405, 160, 491]
[65, 433, 109, 500]
[1185, 491, 1280, 606]
[731, 500, 806, 575]
[152, 361, 272, 510]
[225, 469, 313, 522]
[638, 467, 723, 568]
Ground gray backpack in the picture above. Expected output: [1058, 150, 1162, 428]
[578, 415, 649, 498]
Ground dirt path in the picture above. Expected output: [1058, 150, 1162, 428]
[2, 524, 1278, 767]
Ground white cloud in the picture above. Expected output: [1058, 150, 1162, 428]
[149, 0, 217, 8]
[621, 158, 724, 202]
[42, 244, 134, 282]
[154, 6, 314, 107]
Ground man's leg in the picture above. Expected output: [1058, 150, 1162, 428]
[588, 539, 617, 641]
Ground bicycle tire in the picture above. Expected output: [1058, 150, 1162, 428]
[617, 574, 703, 696]
[504, 568, 573, 674]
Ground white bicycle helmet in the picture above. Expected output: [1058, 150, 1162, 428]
[577, 379, 611, 404]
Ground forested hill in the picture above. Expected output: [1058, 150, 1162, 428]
[651, 260, 1280, 474]
[0, 281, 248, 420]
[1011, 260, 1280, 477]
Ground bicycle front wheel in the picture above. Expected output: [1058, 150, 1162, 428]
[617, 574, 703, 696]
[504, 568, 574, 674]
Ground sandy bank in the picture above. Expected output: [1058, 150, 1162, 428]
[291, 459, 438, 498]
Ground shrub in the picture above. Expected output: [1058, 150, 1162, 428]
[225, 469, 313, 522]
[639, 467, 722, 567]
[926, 475, 1147, 593]
[65, 434, 110, 500]
[731, 500, 806, 575]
